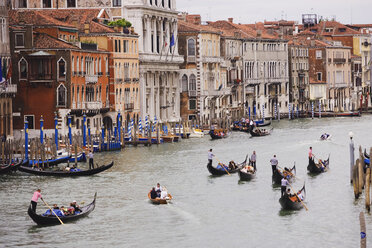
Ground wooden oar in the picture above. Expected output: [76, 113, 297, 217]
[41, 199, 65, 225]
[215, 158, 231, 176]
[288, 184, 308, 211]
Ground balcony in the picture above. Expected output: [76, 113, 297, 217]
[84, 101, 102, 109]
[0, 84, 17, 95]
[202, 56, 222, 63]
[125, 103, 134, 111]
[187, 56, 196, 63]
[189, 90, 197, 97]
[133, 78, 139, 82]
[29, 73, 53, 82]
[333, 58, 346, 64]
[97, 72, 103, 76]
[115, 78, 123, 84]
[85, 75, 98, 84]
[124, 78, 131, 83]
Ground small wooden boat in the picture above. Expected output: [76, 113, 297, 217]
[238, 164, 256, 181]
[28, 193, 96, 225]
[18, 162, 114, 177]
[279, 185, 306, 210]
[209, 129, 229, 140]
[28, 155, 71, 167]
[249, 128, 271, 137]
[189, 129, 204, 138]
[307, 157, 330, 174]
[0, 160, 27, 174]
[320, 134, 331, 141]
[148, 192, 172, 204]
[272, 165, 296, 185]
[207, 155, 248, 176]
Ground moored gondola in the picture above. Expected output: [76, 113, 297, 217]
[307, 156, 330, 174]
[0, 159, 26, 175]
[28, 193, 96, 225]
[27, 155, 71, 167]
[18, 162, 114, 177]
[272, 165, 296, 185]
[147, 192, 172, 204]
[256, 120, 272, 127]
[238, 164, 256, 181]
[207, 155, 248, 176]
[279, 185, 306, 210]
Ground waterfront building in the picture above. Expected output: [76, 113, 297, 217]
[10, 10, 110, 137]
[178, 14, 232, 125]
[0, 1, 16, 139]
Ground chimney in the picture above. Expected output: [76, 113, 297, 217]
[228, 18, 233, 23]
[257, 29, 262, 38]
[84, 23, 90, 34]
[310, 39, 315, 47]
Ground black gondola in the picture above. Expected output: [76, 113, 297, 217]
[0, 159, 28, 175]
[207, 156, 248, 176]
[18, 162, 114, 177]
[272, 165, 296, 185]
[209, 130, 229, 140]
[257, 120, 272, 127]
[238, 166, 256, 181]
[307, 157, 330, 174]
[364, 149, 370, 159]
[279, 185, 306, 210]
[249, 128, 271, 137]
[28, 193, 96, 225]
[27, 155, 71, 167]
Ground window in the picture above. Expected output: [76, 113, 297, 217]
[76, 57, 79, 73]
[316, 50, 322, 59]
[123, 40, 128, 53]
[57, 84, 67, 106]
[113, 0, 121, 7]
[168, 0, 171, 8]
[19, 58, 27, 79]
[15, 33, 24, 47]
[115, 40, 118, 52]
[67, 0, 76, 7]
[189, 74, 196, 93]
[317, 72, 322, 81]
[43, 0, 51, 8]
[71, 56, 74, 73]
[187, 38, 196, 56]
[58, 58, 66, 79]
[24, 115, 35, 129]
[189, 99, 196, 110]
[19, 0, 27, 8]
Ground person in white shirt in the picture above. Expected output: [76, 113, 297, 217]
[281, 177, 289, 197]
[208, 149, 214, 164]
[155, 183, 162, 197]
[160, 188, 168, 200]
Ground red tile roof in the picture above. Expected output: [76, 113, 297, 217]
[33, 32, 78, 49]
[9, 10, 76, 28]
[178, 20, 221, 34]
[89, 21, 115, 33]
[305, 21, 361, 36]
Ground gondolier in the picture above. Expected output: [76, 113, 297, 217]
[208, 149, 214, 164]
[251, 151, 257, 170]
[88, 151, 94, 170]
[270, 155, 278, 175]
[281, 178, 289, 196]
[31, 189, 43, 212]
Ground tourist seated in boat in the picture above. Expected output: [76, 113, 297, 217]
[297, 191, 304, 201]
[71, 200, 81, 212]
[70, 165, 81, 172]
[42, 204, 64, 217]
[155, 183, 162, 197]
[160, 187, 169, 200]
[241, 165, 254, 173]
[60, 206, 68, 216]
[321, 133, 330, 140]
[216, 162, 229, 171]
[228, 161, 237, 170]
[283, 167, 293, 179]
[150, 187, 157, 199]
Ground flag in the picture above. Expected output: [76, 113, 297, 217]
[170, 34, 175, 47]
[6, 62, 12, 80]
[218, 84, 223, 91]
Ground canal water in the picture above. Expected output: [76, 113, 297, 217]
[0, 116, 371, 247]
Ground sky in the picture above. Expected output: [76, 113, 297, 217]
[177, 0, 372, 25]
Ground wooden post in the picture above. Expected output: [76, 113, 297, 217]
[182, 122, 187, 139]
[354, 161, 360, 199]
[74, 143, 78, 166]
[360, 212, 367, 248]
[134, 122, 138, 147]
[156, 123, 160, 144]
[366, 167, 371, 212]
[358, 158, 364, 194]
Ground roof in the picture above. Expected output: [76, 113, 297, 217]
[89, 21, 115, 34]
[33, 32, 78, 49]
[9, 10, 76, 28]
[305, 21, 361, 36]
[178, 20, 221, 34]
[207, 20, 254, 39]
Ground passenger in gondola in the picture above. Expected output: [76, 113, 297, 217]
[281, 177, 289, 197]
[150, 187, 157, 199]
[71, 200, 81, 212]
[297, 191, 304, 201]
[60, 206, 68, 216]
[228, 161, 237, 170]
[53, 204, 59, 210]
[155, 183, 162, 197]
[160, 187, 169, 200]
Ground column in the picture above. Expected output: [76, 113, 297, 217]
[153, 18, 157, 54]
[174, 19, 179, 55]
[166, 21, 171, 54]
[160, 17, 164, 52]
[146, 16, 152, 53]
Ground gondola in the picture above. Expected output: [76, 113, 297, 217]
[27, 155, 71, 167]
[279, 185, 306, 210]
[28, 193, 96, 225]
[0, 159, 27, 174]
[307, 156, 330, 174]
[18, 161, 114, 177]
[256, 120, 272, 127]
[207, 155, 248, 176]
[272, 165, 296, 185]
[209, 130, 229, 140]
[249, 128, 271, 137]
[147, 192, 172, 205]
[238, 164, 256, 181]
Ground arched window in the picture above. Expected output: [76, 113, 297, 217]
[168, 0, 171, 8]
[81, 56, 84, 75]
[149, 0, 152, 5]
[181, 75, 188, 92]
[19, 58, 28, 79]
[57, 84, 67, 106]
[99, 58, 101, 74]
[76, 56, 79, 73]
[161, 0, 164, 7]
[189, 74, 196, 92]
[187, 38, 196, 56]
[71, 56, 74, 74]
[57, 58, 66, 79]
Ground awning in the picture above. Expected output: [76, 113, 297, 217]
[29, 51, 53, 56]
